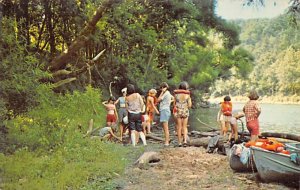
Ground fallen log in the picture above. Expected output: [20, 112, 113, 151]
[189, 136, 225, 148]
[146, 134, 164, 142]
[190, 130, 219, 137]
[260, 132, 300, 142]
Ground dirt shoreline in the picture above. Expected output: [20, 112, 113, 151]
[116, 145, 297, 190]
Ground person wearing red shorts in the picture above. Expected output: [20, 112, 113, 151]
[102, 97, 118, 127]
[243, 89, 261, 142]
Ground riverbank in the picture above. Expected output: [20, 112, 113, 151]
[112, 125, 298, 190]
[209, 95, 300, 105]
[115, 146, 295, 190]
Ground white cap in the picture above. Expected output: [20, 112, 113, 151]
[121, 88, 127, 93]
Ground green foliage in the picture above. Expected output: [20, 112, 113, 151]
[6, 85, 105, 151]
[0, 141, 128, 190]
[0, 18, 50, 119]
[1, 85, 128, 189]
[234, 16, 300, 96]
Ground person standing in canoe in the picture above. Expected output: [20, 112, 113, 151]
[243, 89, 261, 142]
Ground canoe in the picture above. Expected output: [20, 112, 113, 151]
[251, 146, 300, 183]
[228, 144, 256, 172]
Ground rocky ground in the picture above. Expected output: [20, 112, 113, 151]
[116, 146, 298, 190]
[113, 124, 298, 190]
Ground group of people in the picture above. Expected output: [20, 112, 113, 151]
[101, 81, 261, 146]
[217, 89, 261, 143]
[101, 81, 192, 147]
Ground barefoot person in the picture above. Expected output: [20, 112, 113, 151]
[114, 88, 128, 140]
[173, 81, 192, 147]
[102, 97, 118, 127]
[146, 89, 159, 133]
[157, 82, 174, 146]
[99, 126, 122, 142]
[217, 96, 232, 139]
[243, 89, 261, 142]
[126, 84, 147, 146]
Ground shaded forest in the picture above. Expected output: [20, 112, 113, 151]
[0, 0, 254, 119]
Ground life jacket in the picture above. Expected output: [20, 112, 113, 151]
[174, 89, 190, 95]
[245, 138, 290, 155]
[146, 94, 157, 113]
[221, 101, 232, 116]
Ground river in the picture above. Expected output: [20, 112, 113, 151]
[189, 103, 300, 135]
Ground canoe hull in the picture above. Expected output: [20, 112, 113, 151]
[251, 146, 300, 183]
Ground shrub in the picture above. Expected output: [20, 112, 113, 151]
[0, 85, 129, 189]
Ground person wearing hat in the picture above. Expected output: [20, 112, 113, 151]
[146, 89, 159, 134]
[114, 88, 128, 141]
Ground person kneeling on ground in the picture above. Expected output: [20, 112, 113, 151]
[99, 126, 122, 142]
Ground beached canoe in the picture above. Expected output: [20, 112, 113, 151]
[251, 146, 300, 183]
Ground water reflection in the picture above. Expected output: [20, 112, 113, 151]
[190, 103, 300, 135]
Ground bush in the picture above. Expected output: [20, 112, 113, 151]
[0, 85, 129, 189]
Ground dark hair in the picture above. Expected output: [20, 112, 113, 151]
[248, 89, 259, 100]
[224, 95, 231, 102]
[160, 82, 169, 89]
[178, 81, 189, 90]
[126, 84, 135, 95]
[108, 96, 115, 102]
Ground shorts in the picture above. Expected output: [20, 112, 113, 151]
[128, 112, 143, 132]
[220, 114, 231, 122]
[247, 119, 259, 135]
[160, 109, 171, 122]
[230, 117, 237, 125]
[118, 108, 127, 122]
[106, 114, 116, 123]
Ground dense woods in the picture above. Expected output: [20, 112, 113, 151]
[0, 0, 299, 189]
[212, 15, 300, 97]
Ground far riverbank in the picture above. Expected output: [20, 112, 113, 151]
[208, 95, 300, 105]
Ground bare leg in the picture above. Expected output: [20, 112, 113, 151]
[177, 118, 183, 145]
[162, 121, 170, 145]
[250, 135, 258, 142]
[119, 123, 124, 141]
[231, 123, 238, 141]
[182, 117, 188, 144]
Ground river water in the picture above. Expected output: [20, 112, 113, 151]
[189, 103, 300, 135]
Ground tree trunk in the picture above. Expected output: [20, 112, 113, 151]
[49, 0, 122, 71]
[0, 2, 2, 36]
